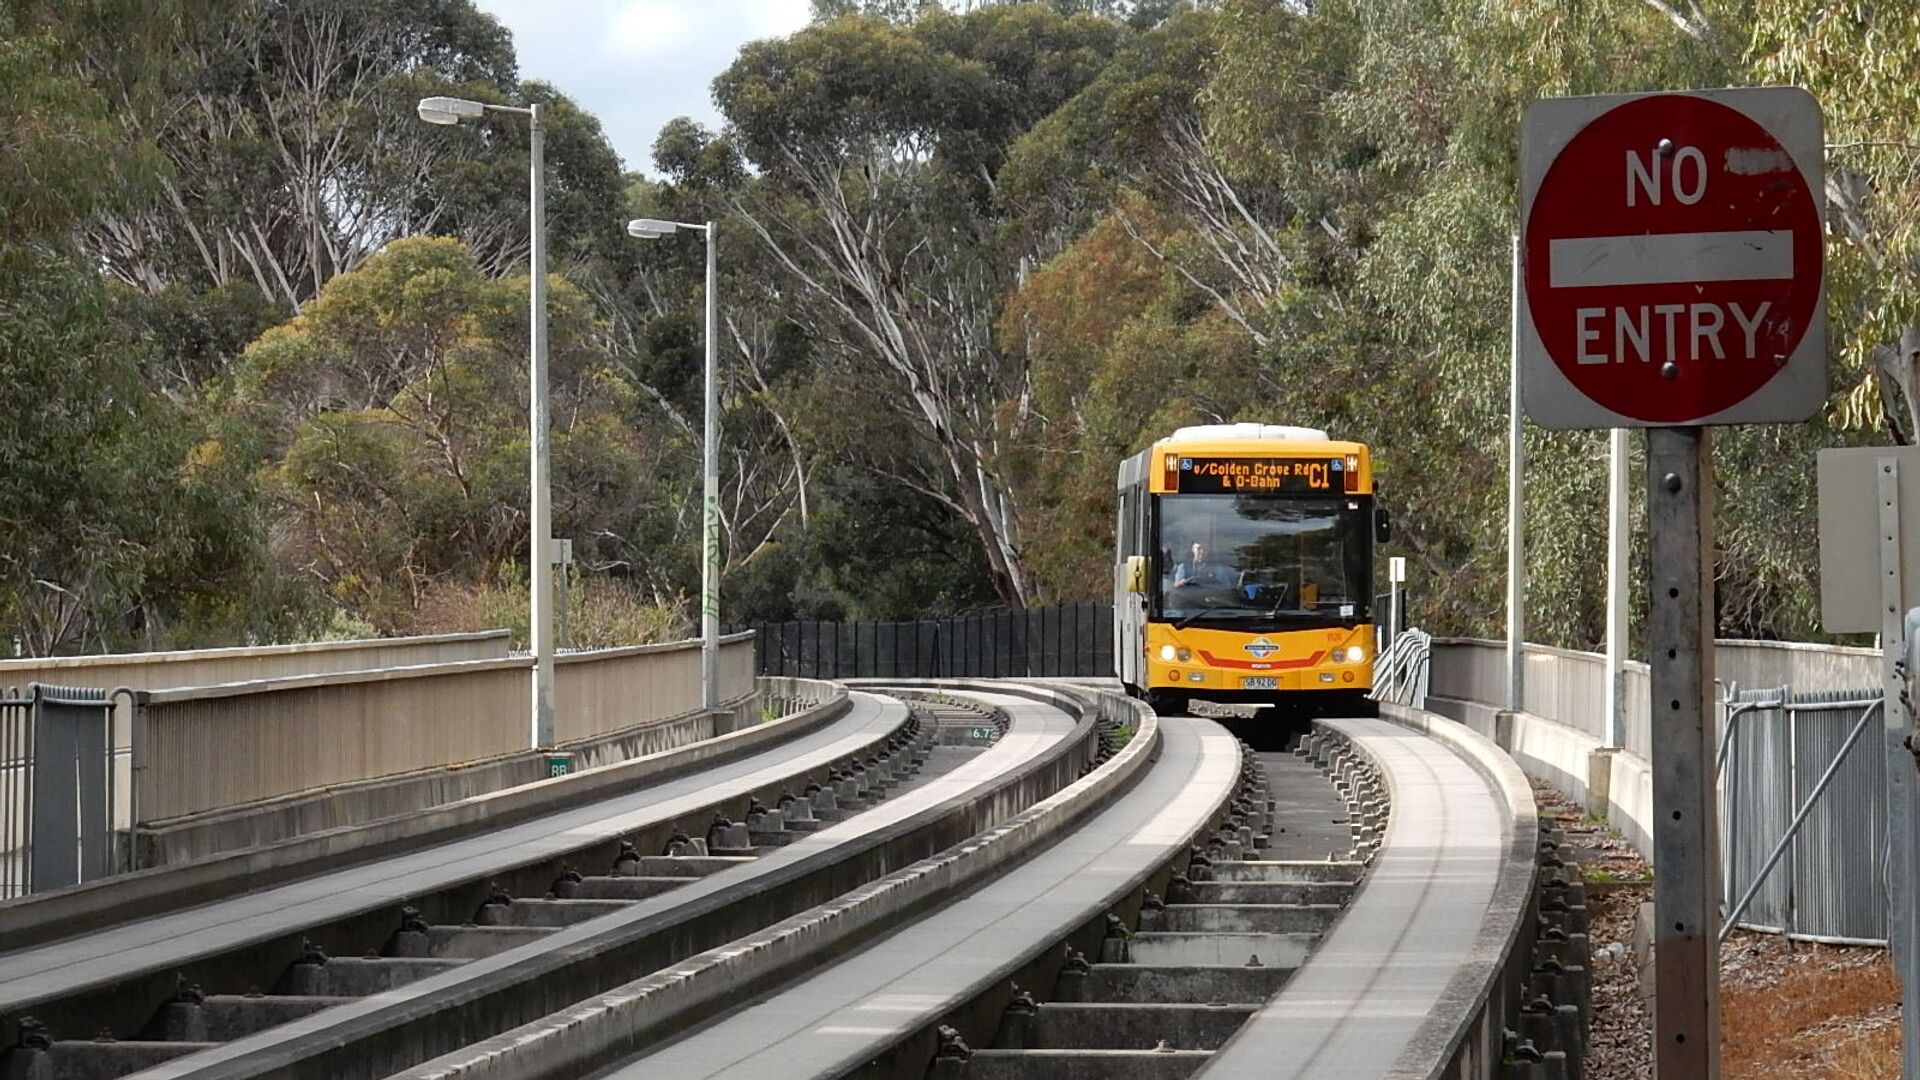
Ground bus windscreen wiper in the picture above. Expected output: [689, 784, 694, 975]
[1173, 605, 1262, 630]
[1262, 605, 1315, 619]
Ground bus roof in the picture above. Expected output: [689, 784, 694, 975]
[1147, 424, 1367, 459]
[1165, 423, 1328, 442]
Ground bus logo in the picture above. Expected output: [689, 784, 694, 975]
[1244, 637, 1279, 659]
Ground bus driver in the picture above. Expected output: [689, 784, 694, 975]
[1172, 541, 1230, 588]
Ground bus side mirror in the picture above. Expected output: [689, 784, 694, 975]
[1125, 555, 1148, 594]
[1375, 508, 1392, 544]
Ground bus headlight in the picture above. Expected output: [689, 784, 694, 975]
[1160, 644, 1176, 661]
[1333, 647, 1366, 664]
[1160, 645, 1192, 662]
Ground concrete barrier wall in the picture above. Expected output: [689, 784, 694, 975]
[1715, 639, 1880, 692]
[553, 633, 753, 743]
[2, 679, 849, 951]
[1435, 638, 1880, 724]
[140, 661, 532, 821]
[0, 632, 509, 693]
[1426, 635, 1870, 863]
[137, 635, 759, 823]
[137, 686, 761, 866]
[1427, 693, 1656, 859]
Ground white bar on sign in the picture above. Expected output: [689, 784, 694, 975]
[1549, 230, 1792, 288]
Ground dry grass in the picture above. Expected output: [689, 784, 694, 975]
[1825, 1025, 1902, 1080]
[1718, 936, 1900, 1079]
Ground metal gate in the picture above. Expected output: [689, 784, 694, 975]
[1719, 685, 1886, 944]
[0, 683, 119, 899]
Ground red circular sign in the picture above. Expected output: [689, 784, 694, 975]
[1525, 95, 1822, 423]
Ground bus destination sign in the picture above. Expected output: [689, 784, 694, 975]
[1173, 456, 1339, 493]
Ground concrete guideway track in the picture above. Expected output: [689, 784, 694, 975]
[0, 693, 908, 1017]
[0, 691, 915, 1075]
[103, 689, 1093, 1080]
[562, 702, 1239, 1080]
[1197, 716, 1510, 1079]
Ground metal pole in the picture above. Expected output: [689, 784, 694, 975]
[1506, 234, 1526, 712]
[1605, 427, 1630, 748]
[528, 103, 555, 749]
[702, 221, 720, 712]
[1904, 605, 1920, 1080]
[1877, 458, 1920, 1079]
[1388, 555, 1406, 652]
[1646, 425, 1721, 1080]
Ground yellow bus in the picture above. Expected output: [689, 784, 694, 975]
[1114, 424, 1390, 717]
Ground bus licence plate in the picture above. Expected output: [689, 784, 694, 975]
[1242, 677, 1277, 690]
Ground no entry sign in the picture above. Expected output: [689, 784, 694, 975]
[1519, 88, 1826, 428]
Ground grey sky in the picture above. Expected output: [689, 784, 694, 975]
[474, 0, 814, 174]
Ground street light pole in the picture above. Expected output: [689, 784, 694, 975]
[528, 104, 555, 747]
[701, 221, 719, 712]
[628, 217, 721, 712]
[418, 95, 554, 748]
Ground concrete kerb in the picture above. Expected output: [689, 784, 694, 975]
[1375, 702, 1541, 1080]
[0, 682, 850, 952]
[392, 683, 1174, 1080]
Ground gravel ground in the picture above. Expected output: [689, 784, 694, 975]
[1530, 776, 1902, 1079]
[1531, 778, 1653, 1078]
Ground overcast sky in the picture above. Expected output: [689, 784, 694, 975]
[474, 0, 815, 175]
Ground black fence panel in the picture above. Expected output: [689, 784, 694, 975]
[730, 601, 1115, 681]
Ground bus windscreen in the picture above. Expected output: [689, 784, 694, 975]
[1156, 494, 1371, 628]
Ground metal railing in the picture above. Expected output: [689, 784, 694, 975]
[1369, 627, 1430, 706]
[735, 602, 1115, 680]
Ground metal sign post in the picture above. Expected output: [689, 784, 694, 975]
[1388, 555, 1407, 648]
[1646, 427, 1722, 1077]
[1507, 235, 1526, 714]
[1604, 428, 1629, 748]
[1878, 462, 1919, 1078]
[1819, 446, 1920, 1079]
[1522, 87, 1828, 1080]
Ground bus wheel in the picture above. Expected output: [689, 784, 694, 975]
[1147, 691, 1190, 717]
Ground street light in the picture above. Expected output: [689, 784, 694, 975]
[627, 216, 721, 712]
[419, 94, 557, 748]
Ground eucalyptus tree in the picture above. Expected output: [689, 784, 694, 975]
[0, 3, 294, 653]
[709, 6, 1126, 607]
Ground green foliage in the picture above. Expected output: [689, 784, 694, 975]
[7, 0, 1914, 660]
[413, 569, 687, 650]
[218, 236, 673, 629]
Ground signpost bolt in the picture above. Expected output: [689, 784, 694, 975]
[1661, 361, 1679, 379]
[1664, 472, 1683, 493]
[1657, 137, 1675, 156]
